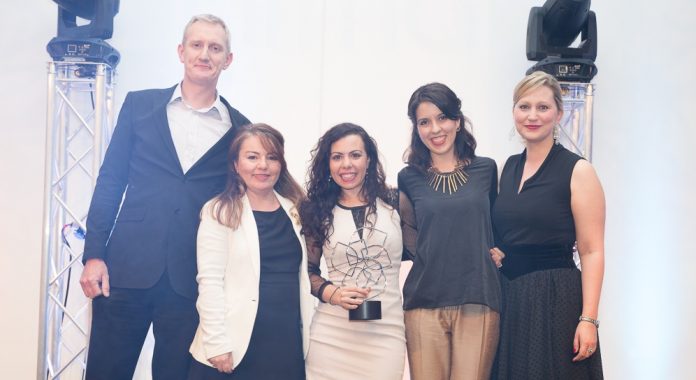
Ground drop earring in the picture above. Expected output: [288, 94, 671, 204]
[509, 126, 517, 140]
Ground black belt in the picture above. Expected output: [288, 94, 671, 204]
[497, 243, 576, 280]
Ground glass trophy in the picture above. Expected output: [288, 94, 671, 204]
[328, 227, 392, 321]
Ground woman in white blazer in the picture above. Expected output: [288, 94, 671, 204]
[188, 123, 314, 379]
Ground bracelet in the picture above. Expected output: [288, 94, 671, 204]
[578, 315, 600, 328]
[328, 286, 341, 305]
[317, 281, 333, 303]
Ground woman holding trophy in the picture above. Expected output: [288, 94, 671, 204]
[300, 123, 406, 379]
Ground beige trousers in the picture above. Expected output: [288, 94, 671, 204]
[405, 304, 499, 380]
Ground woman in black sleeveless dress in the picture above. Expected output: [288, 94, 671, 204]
[492, 72, 605, 379]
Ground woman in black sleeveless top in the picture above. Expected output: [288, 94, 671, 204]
[491, 71, 605, 379]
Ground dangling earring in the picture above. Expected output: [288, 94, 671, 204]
[509, 126, 517, 140]
[553, 124, 560, 145]
[328, 175, 332, 182]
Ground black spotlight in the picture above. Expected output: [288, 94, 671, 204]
[46, 0, 121, 70]
[526, 0, 597, 82]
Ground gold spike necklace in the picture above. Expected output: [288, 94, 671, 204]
[426, 161, 469, 194]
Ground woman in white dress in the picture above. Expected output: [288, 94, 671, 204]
[299, 123, 405, 380]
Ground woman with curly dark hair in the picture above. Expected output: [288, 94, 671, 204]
[398, 82, 501, 380]
[300, 123, 406, 379]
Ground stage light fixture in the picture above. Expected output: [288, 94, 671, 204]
[46, 0, 121, 71]
[526, 0, 598, 82]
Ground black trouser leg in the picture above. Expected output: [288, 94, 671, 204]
[86, 288, 151, 380]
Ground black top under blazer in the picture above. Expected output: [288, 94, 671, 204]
[83, 85, 250, 300]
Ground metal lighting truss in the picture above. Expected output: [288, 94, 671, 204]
[558, 82, 595, 161]
[38, 62, 115, 380]
[557, 81, 595, 268]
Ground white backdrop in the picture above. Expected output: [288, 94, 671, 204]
[1, 1, 695, 379]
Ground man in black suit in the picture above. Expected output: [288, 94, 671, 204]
[79, 14, 250, 380]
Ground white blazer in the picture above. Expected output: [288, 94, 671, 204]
[189, 192, 315, 368]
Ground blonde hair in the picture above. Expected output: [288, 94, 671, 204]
[513, 71, 563, 110]
[182, 14, 231, 53]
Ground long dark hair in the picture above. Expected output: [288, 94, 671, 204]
[299, 123, 392, 248]
[404, 82, 477, 171]
[210, 123, 305, 228]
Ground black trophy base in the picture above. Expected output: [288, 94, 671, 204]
[349, 300, 381, 321]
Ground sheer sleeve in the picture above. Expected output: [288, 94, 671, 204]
[399, 190, 417, 261]
[385, 187, 399, 210]
[306, 235, 333, 301]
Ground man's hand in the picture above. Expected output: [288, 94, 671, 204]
[80, 259, 110, 298]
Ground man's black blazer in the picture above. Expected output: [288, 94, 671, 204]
[83, 85, 250, 300]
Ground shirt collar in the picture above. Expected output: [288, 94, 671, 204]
[168, 83, 223, 120]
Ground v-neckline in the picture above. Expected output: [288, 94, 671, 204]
[338, 203, 368, 240]
[515, 145, 558, 195]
